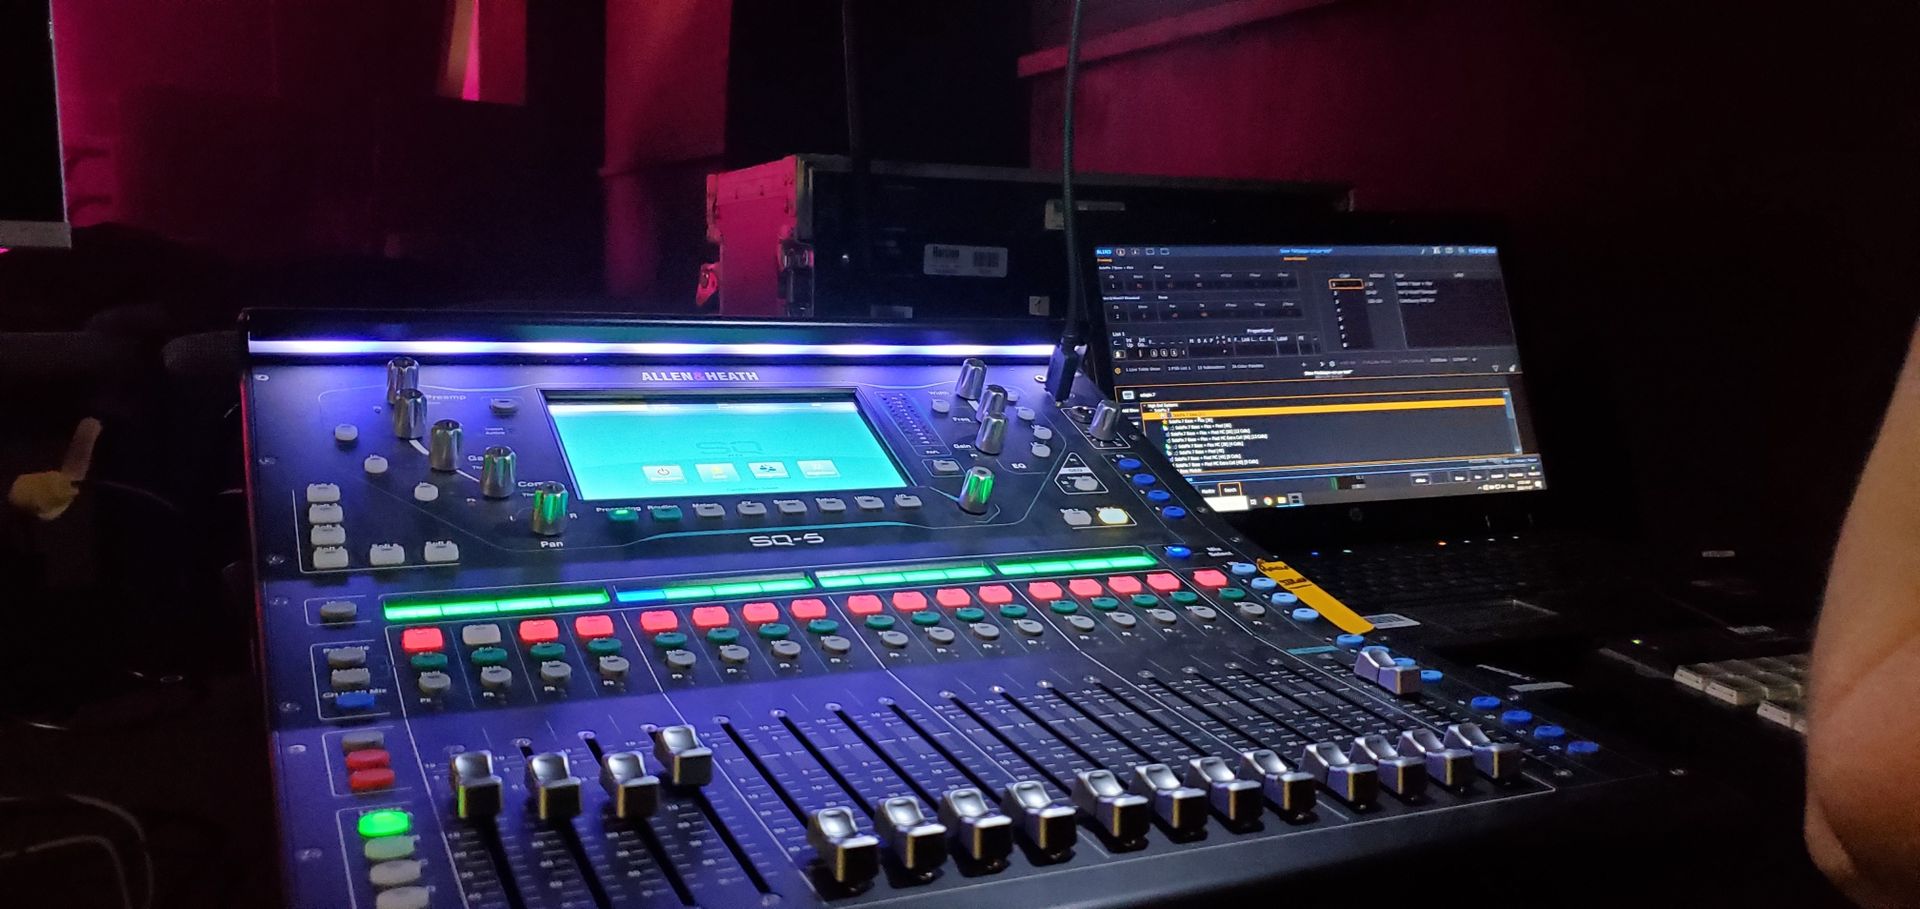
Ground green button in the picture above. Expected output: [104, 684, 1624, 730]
[410, 652, 448, 671]
[586, 637, 623, 656]
[608, 507, 638, 523]
[807, 619, 840, 636]
[1048, 599, 1079, 615]
[864, 615, 896, 631]
[651, 505, 682, 521]
[1088, 596, 1120, 612]
[1217, 587, 1247, 601]
[911, 611, 942, 626]
[999, 604, 1029, 619]
[653, 632, 688, 650]
[954, 607, 986, 623]
[528, 642, 566, 661]
[706, 627, 741, 644]
[1130, 594, 1161, 608]
[758, 622, 792, 640]
[469, 646, 508, 667]
[357, 809, 411, 839]
[1171, 590, 1201, 605]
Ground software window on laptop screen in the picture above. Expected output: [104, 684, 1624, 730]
[1097, 244, 1545, 512]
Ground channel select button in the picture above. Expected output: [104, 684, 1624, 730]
[1068, 578, 1102, 597]
[977, 585, 1014, 605]
[573, 614, 615, 638]
[1107, 576, 1143, 595]
[846, 594, 883, 616]
[638, 611, 680, 633]
[517, 619, 560, 644]
[1027, 581, 1064, 600]
[400, 627, 444, 654]
[789, 599, 828, 621]
[1146, 572, 1181, 592]
[741, 602, 780, 624]
[690, 606, 731, 629]
[935, 588, 971, 608]
[892, 591, 928, 611]
[1192, 569, 1229, 589]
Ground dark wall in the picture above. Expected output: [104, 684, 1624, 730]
[1027, 0, 1920, 581]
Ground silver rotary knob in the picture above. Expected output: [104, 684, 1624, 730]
[959, 466, 994, 515]
[480, 446, 517, 499]
[952, 358, 987, 402]
[979, 384, 1008, 418]
[1089, 399, 1122, 441]
[974, 414, 1007, 455]
[391, 388, 428, 439]
[385, 356, 419, 404]
[428, 419, 462, 472]
[530, 482, 569, 536]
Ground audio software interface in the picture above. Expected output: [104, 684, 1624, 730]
[242, 311, 1657, 909]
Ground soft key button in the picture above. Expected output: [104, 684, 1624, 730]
[460, 624, 502, 647]
[308, 503, 344, 524]
[310, 525, 346, 547]
[305, 483, 341, 504]
[312, 547, 349, 570]
[422, 541, 459, 563]
[368, 544, 406, 567]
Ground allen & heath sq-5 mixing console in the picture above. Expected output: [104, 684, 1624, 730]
[242, 311, 1658, 909]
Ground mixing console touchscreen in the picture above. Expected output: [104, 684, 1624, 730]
[242, 311, 1656, 908]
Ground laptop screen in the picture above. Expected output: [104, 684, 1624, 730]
[1096, 243, 1545, 512]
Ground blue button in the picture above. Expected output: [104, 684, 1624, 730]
[1117, 457, 1143, 471]
[1146, 489, 1172, 503]
[1393, 656, 1416, 668]
[1470, 695, 1502, 711]
[1131, 474, 1158, 487]
[336, 691, 376, 711]
[1164, 545, 1192, 559]
[1249, 576, 1277, 592]
[1162, 506, 1187, 520]
[1419, 669, 1444, 683]
[1335, 633, 1366, 648]
[1567, 740, 1600, 755]
[1533, 724, 1566, 741]
[1290, 606, 1319, 621]
[1500, 709, 1534, 726]
[1228, 562, 1258, 576]
[1272, 592, 1301, 606]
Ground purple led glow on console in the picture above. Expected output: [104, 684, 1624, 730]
[248, 338, 1056, 359]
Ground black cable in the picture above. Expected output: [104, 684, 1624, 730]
[1044, 0, 1090, 402]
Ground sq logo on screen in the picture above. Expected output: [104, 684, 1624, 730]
[697, 463, 740, 482]
[644, 465, 686, 483]
[748, 461, 789, 479]
[797, 460, 840, 479]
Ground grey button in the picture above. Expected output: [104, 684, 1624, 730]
[539, 661, 573, 686]
[417, 671, 452, 697]
[1062, 508, 1093, 526]
[878, 631, 911, 649]
[311, 524, 346, 547]
[1032, 425, 1054, 441]
[820, 635, 853, 655]
[770, 640, 804, 661]
[319, 600, 358, 624]
[342, 730, 386, 753]
[1030, 442, 1053, 459]
[1017, 407, 1036, 422]
[926, 627, 957, 645]
[413, 483, 440, 503]
[931, 396, 951, 414]
[461, 624, 502, 647]
[855, 495, 885, 510]
[1705, 675, 1765, 706]
[1147, 608, 1179, 625]
[1109, 612, 1138, 628]
[479, 665, 514, 690]
[894, 494, 923, 509]
[817, 497, 847, 513]
[368, 859, 423, 889]
[1066, 615, 1097, 633]
[718, 644, 752, 664]
[312, 547, 349, 570]
[1004, 388, 1021, 403]
[363, 455, 390, 475]
[327, 646, 368, 669]
[694, 502, 725, 518]
[331, 668, 371, 690]
[375, 886, 431, 909]
[598, 655, 630, 680]
[737, 501, 768, 517]
[363, 835, 415, 862]
[308, 503, 344, 524]
[774, 499, 806, 516]
[1237, 603, 1268, 620]
[368, 543, 406, 566]
[1071, 476, 1099, 492]
[334, 423, 360, 443]
[489, 397, 520, 416]
[931, 459, 961, 475]
[1013, 619, 1046, 637]
[1187, 606, 1218, 622]
[970, 623, 1001, 641]
[665, 650, 699, 671]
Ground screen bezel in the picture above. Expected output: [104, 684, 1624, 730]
[1081, 214, 1564, 547]
[542, 388, 911, 503]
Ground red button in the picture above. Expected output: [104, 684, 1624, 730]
[892, 591, 928, 611]
[573, 614, 615, 638]
[1146, 572, 1180, 592]
[345, 749, 391, 772]
[1068, 578, 1102, 597]
[691, 606, 731, 629]
[846, 594, 882, 616]
[517, 619, 560, 644]
[400, 627, 444, 654]
[1027, 581, 1064, 600]
[1192, 569, 1229, 589]
[1107, 576, 1143, 595]
[639, 610, 679, 633]
[935, 588, 971, 608]
[978, 585, 1014, 605]
[741, 601, 780, 624]
[348, 768, 396, 792]
[790, 598, 828, 620]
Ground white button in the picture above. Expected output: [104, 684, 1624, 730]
[1033, 426, 1054, 441]
[775, 499, 806, 515]
[462, 624, 502, 647]
[305, 483, 341, 504]
[375, 886, 431, 909]
[1017, 406, 1036, 422]
[1097, 507, 1130, 525]
[311, 525, 346, 547]
[894, 494, 922, 509]
[931, 397, 951, 414]
[413, 483, 439, 502]
[1071, 476, 1099, 492]
[334, 423, 360, 443]
[424, 540, 460, 563]
[817, 497, 847, 513]
[1062, 508, 1092, 527]
[363, 455, 389, 475]
[693, 503, 725, 518]
[331, 668, 371, 690]
[368, 544, 406, 566]
[1031, 442, 1052, 459]
[312, 547, 349, 570]
[308, 503, 344, 524]
[1004, 388, 1022, 403]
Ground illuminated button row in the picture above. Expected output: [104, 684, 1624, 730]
[383, 588, 609, 622]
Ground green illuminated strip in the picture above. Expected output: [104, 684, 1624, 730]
[384, 604, 444, 621]
[993, 551, 1158, 577]
[663, 586, 715, 601]
[549, 591, 612, 608]
[440, 602, 498, 618]
[944, 565, 993, 581]
[759, 577, 814, 594]
[383, 587, 609, 622]
[818, 575, 862, 589]
[902, 569, 947, 583]
[815, 560, 994, 590]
